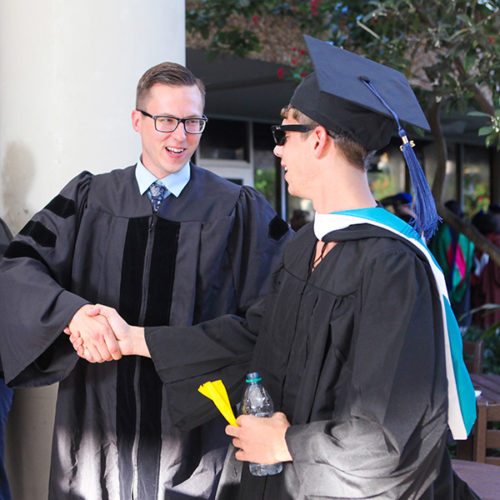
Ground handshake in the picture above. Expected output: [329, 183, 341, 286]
[64, 304, 149, 363]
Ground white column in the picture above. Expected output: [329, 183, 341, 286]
[0, 1, 185, 498]
[0, 0, 186, 232]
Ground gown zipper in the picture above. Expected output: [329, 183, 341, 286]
[131, 214, 157, 499]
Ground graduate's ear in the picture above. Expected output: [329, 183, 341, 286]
[312, 125, 330, 158]
[131, 109, 142, 133]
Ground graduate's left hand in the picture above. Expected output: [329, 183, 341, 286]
[226, 412, 292, 464]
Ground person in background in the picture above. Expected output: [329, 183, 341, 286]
[0, 62, 291, 499]
[429, 199, 475, 326]
[380, 191, 416, 223]
[471, 204, 500, 327]
[70, 36, 478, 499]
[0, 217, 13, 500]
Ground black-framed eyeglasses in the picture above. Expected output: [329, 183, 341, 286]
[137, 109, 208, 134]
[271, 124, 315, 146]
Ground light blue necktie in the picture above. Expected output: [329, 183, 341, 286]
[148, 181, 168, 212]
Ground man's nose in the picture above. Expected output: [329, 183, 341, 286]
[273, 144, 283, 158]
[170, 122, 188, 139]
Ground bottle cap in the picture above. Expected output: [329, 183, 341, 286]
[245, 372, 262, 383]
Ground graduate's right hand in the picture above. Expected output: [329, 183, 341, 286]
[96, 305, 150, 358]
[65, 304, 122, 362]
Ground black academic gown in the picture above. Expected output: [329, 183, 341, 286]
[145, 222, 479, 499]
[0, 164, 291, 500]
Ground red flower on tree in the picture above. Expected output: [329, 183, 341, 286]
[310, 0, 320, 17]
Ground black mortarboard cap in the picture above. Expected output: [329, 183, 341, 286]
[290, 35, 439, 239]
[291, 35, 430, 150]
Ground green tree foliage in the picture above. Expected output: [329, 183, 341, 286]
[188, 0, 499, 135]
[187, 0, 500, 263]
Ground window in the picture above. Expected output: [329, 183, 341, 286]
[463, 145, 490, 217]
[424, 142, 457, 202]
[198, 119, 249, 162]
[367, 144, 407, 201]
[253, 123, 277, 207]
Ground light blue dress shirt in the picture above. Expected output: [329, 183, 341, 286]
[135, 159, 191, 198]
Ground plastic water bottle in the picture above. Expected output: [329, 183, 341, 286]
[240, 372, 283, 476]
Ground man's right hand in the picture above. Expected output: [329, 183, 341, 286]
[66, 304, 122, 362]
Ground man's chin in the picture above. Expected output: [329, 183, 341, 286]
[158, 161, 188, 177]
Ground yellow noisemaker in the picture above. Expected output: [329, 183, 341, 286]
[198, 379, 238, 426]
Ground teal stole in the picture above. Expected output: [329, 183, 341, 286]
[314, 207, 476, 439]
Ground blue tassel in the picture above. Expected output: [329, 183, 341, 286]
[361, 79, 440, 239]
[398, 130, 440, 240]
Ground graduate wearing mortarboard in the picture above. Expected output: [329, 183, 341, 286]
[78, 36, 479, 499]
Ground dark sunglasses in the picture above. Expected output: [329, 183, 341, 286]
[271, 124, 315, 146]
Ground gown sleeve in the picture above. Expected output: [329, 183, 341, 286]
[145, 261, 285, 431]
[284, 249, 449, 498]
[228, 186, 292, 314]
[146, 293, 268, 431]
[0, 172, 93, 386]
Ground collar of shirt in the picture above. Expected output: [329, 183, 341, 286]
[135, 159, 191, 198]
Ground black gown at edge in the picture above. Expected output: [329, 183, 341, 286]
[0, 164, 291, 500]
[145, 222, 480, 500]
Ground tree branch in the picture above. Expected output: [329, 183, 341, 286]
[428, 100, 447, 203]
[454, 57, 495, 115]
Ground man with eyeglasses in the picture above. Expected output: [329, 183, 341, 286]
[0, 62, 291, 499]
[77, 37, 479, 499]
